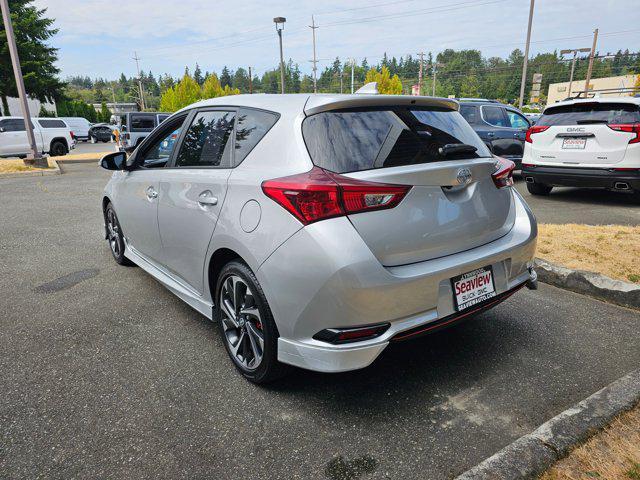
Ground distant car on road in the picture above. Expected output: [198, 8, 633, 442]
[458, 99, 531, 169]
[0, 117, 75, 157]
[99, 94, 538, 383]
[88, 123, 114, 143]
[118, 112, 170, 150]
[60, 117, 91, 141]
[524, 113, 542, 124]
[522, 97, 640, 199]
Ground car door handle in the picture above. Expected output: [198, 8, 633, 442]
[146, 186, 158, 199]
[198, 191, 218, 206]
[486, 132, 495, 137]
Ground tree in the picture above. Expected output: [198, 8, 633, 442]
[99, 101, 111, 122]
[364, 66, 402, 94]
[0, 0, 64, 115]
[193, 63, 204, 86]
[220, 66, 232, 88]
[201, 73, 223, 98]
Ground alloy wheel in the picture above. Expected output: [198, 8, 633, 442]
[219, 275, 264, 370]
[106, 209, 123, 257]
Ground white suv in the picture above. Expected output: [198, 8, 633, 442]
[521, 97, 640, 198]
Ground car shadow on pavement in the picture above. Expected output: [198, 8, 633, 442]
[519, 183, 638, 207]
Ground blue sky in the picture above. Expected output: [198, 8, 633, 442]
[33, 0, 640, 80]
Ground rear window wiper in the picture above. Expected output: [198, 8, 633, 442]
[439, 143, 477, 157]
[576, 119, 609, 125]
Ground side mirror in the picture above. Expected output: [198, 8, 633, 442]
[100, 151, 127, 171]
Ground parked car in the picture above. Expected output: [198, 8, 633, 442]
[60, 117, 91, 141]
[100, 94, 538, 383]
[0, 117, 75, 157]
[522, 97, 640, 198]
[118, 112, 170, 150]
[524, 113, 541, 124]
[458, 99, 531, 169]
[88, 123, 114, 143]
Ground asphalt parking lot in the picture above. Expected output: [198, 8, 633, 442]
[1, 162, 639, 479]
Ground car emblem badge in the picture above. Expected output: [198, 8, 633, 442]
[456, 168, 472, 186]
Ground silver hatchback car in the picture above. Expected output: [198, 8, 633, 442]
[101, 94, 538, 383]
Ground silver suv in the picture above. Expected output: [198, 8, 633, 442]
[100, 94, 538, 383]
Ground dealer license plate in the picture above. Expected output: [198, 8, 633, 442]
[562, 138, 586, 149]
[451, 266, 496, 311]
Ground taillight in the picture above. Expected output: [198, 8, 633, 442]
[492, 157, 515, 189]
[525, 125, 549, 143]
[261, 167, 410, 225]
[313, 323, 391, 344]
[608, 124, 640, 144]
[70, 131, 75, 139]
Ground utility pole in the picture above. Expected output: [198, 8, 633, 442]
[584, 28, 599, 98]
[248, 66, 253, 94]
[309, 15, 319, 93]
[350, 58, 356, 94]
[0, 0, 45, 167]
[431, 62, 444, 97]
[340, 69, 343, 94]
[518, 0, 535, 109]
[560, 47, 591, 98]
[417, 51, 425, 94]
[274, 17, 286, 94]
[132, 51, 146, 110]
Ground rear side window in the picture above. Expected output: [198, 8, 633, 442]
[175, 111, 235, 168]
[1, 119, 28, 132]
[459, 105, 479, 124]
[234, 108, 279, 165]
[38, 119, 67, 128]
[538, 103, 640, 126]
[130, 115, 155, 132]
[302, 107, 491, 174]
[482, 106, 508, 127]
[505, 110, 529, 129]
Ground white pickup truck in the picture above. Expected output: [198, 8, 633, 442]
[0, 117, 75, 158]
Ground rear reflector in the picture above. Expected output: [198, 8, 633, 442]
[313, 323, 391, 344]
[525, 125, 549, 143]
[492, 157, 515, 189]
[608, 124, 640, 144]
[262, 167, 410, 225]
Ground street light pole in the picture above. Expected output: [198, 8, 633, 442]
[274, 17, 286, 94]
[350, 58, 355, 94]
[0, 0, 45, 167]
[309, 15, 318, 93]
[518, 0, 535, 109]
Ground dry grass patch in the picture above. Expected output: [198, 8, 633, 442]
[0, 158, 54, 173]
[538, 224, 640, 284]
[541, 403, 640, 480]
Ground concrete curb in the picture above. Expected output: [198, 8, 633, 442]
[0, 159, 61, 178]
[534, 258, 640, 310]
[455, 370, 640, 480]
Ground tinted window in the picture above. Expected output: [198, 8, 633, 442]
[538, 103, 640, 126]
[459, 105, 479, 124]
[138, 117, 186, 168]
[482, 106, 508, 127]
[175, 111, 235, 168]
[234, 109, 278, 165]
[157, 114, 170, 124]
[302, 108, 491, 174]
[505, 110, 529, 129]
[38, 119, 67, 128]
[0, 119, 27, 132]
[130, 114, 155, 132]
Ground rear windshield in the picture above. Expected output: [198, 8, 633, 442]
[302, 107, 490, 173]
[538, 102, 640, 126]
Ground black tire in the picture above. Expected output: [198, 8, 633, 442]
[50, 140, 67, 157]
[214, 260, 290, 384]
[104, 202, 135, 266]
[101, 139, 109, 143]
[526, 182, 553, 196]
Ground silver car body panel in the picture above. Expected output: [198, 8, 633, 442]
[103, 94, 537, 374]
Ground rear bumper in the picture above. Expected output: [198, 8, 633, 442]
[258, 190, 538, 373]
[522, 165, 640, 190]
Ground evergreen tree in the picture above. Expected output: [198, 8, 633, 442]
[100, 101, 111, 122]
[0, 0, 64, 115]
[194, 64, 204, 86]
[220, 66, 232, 88]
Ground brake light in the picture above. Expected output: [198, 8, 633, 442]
[525, 125, 549, 143]
[492, 157, 515, 189]
[70, 131, 75, 139]
[608, 124, 640, 144]
[261, 167, 410, 225]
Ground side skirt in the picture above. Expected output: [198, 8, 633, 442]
[124, 243, 213, 320]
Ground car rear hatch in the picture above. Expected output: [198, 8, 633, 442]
[529, 101, 640, 165]
[301, 98, 515, 267]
